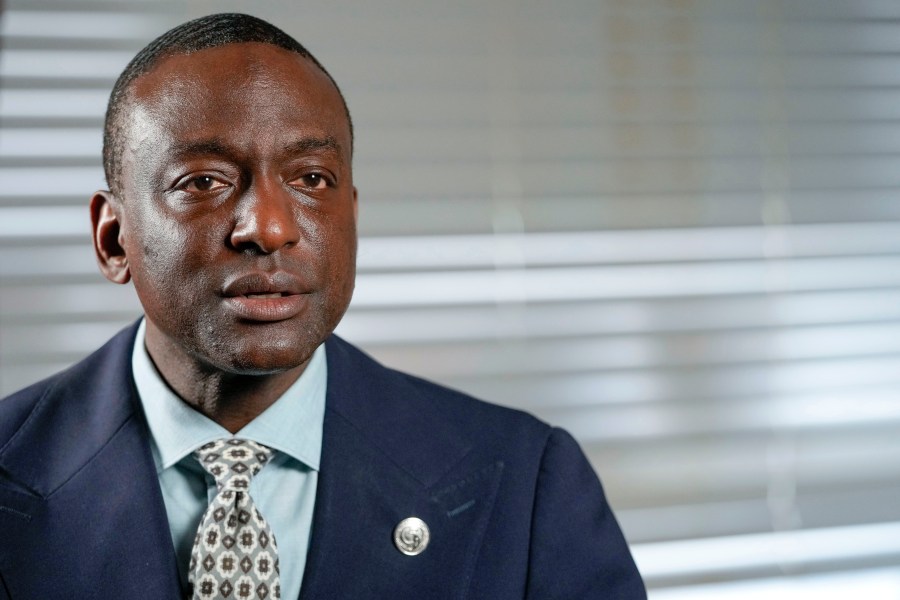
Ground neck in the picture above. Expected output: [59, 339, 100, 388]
[144, 329, 308, 434]
[169, 366, 306, 434]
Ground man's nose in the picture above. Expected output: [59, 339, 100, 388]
[229, 180, 301, 254]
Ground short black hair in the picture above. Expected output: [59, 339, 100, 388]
[102, 13, 352, 195]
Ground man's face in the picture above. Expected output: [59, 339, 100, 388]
[108, 42, 357, 374]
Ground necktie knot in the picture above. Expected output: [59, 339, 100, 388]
[189, 438, 282, 599]
[194, 438, 274, 492]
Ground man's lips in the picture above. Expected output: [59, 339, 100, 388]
[221, 272, 309, 322]
[222, 271, 306, 297]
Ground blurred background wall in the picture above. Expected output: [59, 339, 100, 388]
[3, 0, 900, 597]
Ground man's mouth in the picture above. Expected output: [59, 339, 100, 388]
[222, 272, 309, 322]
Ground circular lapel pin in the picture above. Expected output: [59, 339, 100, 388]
[393, 517, 430, 556]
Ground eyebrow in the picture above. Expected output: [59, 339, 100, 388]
[283, 136, 344, 164]
[169, 139, 234, 160]
[168, 136, 345, 164]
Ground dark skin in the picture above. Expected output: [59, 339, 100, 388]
[90, 43, 358, 432]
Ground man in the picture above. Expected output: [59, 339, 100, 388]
[0, 13, 645, 600]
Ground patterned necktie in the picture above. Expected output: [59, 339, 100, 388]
[189, 438, 281, 600]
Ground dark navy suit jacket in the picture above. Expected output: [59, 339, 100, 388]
[0, 323, 645, 599]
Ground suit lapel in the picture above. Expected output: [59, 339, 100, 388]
[298, 337, 505, 600]
[0, 324, 181, 599]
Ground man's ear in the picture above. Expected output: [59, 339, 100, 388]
[90, 190, 131, 284]
[352, 186, 358, 222]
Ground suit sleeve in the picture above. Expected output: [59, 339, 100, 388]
[525, 428, 647, 599]
[0, 569, 11, 600]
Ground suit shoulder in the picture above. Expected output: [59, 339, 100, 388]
[0, 369, 69, 448]
[326, 335, 554, 447]
[0, 323, 139, 449]
[399, 367, 550, 435]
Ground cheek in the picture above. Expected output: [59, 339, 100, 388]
[314, 208, 355, 257]
[323, 220, 357, 297]
[125, 209, 213, 297]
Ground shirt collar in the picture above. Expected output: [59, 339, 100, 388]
[131, 318, 326, 473]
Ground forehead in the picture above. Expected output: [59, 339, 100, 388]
[123, 42, 350, 156]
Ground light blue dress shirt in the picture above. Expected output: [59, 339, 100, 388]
[131, 319, 325, 600]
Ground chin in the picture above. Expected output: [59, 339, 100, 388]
[219, 341, 318, 376]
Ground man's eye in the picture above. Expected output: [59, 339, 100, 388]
[183, 175, 226, 192]
[294, 173, 330, 190]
